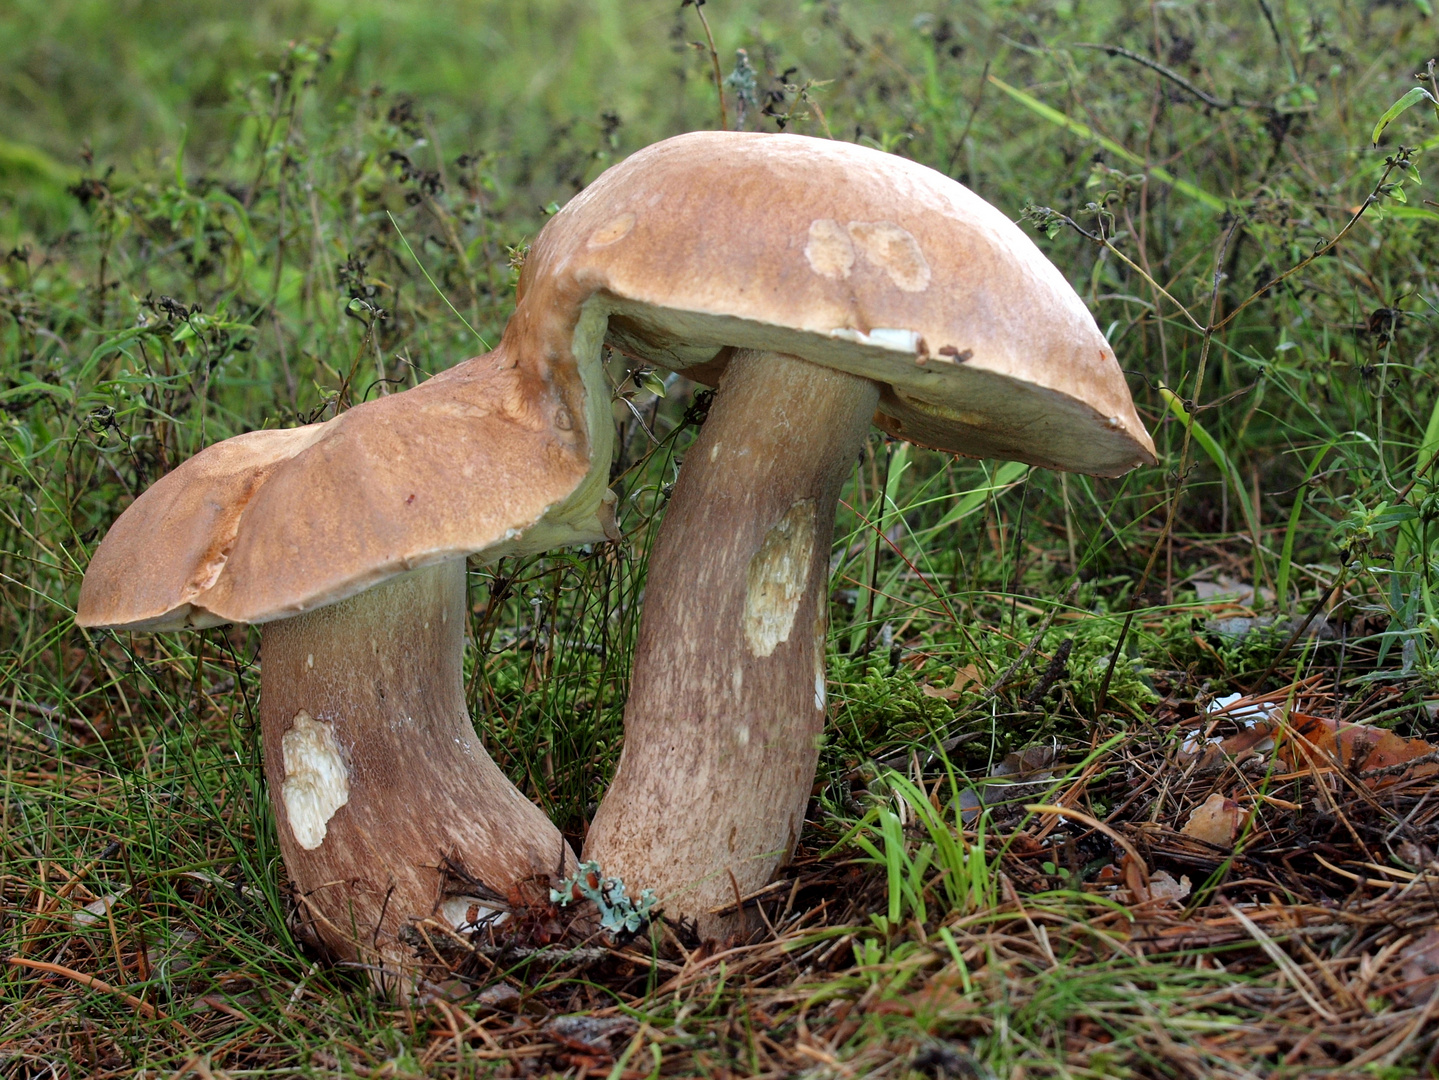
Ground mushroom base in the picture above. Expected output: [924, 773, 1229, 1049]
[584, 349, 879, 938]
[260, 559, 574, 985]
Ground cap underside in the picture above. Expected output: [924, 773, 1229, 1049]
[605, 301, 1146, 476]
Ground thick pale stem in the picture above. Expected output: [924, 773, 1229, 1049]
[585, 349, 879, 936]
[260, 559, 574, 980]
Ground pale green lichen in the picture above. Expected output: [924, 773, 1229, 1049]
[551, 861, 658, 934]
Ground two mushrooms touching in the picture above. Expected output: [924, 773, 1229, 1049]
[77, 131, 1155, 980]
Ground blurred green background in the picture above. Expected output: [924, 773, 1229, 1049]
[10, 0, 1431, 232]
[4, 3, 1439, 1073]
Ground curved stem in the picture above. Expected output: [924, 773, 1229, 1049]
[585, 349, 878, 936]
[260, 559, 574, 983]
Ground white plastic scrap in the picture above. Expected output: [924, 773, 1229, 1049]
[1181, 692, 1278, 756]
[550, 860, 658, 934]
[71, 887, 130, 927]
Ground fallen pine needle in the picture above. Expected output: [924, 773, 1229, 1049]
[6, 955, 163, 1021]
[1221, 901, 1339, 1023]
[1313, 853, 1404, 889]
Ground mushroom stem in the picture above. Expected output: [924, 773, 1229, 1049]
[260, 558, 574, 982]
[584, 349, 878, 936]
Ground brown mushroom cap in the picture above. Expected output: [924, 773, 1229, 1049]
[81, 130, 1155, 633]
[77, 349, 614, 631]
[518, 130, 1156, 477]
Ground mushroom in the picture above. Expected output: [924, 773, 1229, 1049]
[515, 130, 1158, 934]
[80, 129, 1159, 959]
[77, 334, 617, 978]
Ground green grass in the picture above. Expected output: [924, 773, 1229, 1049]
[4, 1, 1439, 1076]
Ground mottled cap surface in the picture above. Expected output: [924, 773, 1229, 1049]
[77, 352, 604, 630]
[519, 130, 1155, 475]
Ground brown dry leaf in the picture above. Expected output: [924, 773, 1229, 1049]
[475, 983, 520, 1009]
[1282, 713, 1439, 787]
[1121, 852, 1148, 901]
[1181, 792, 1247, 848]
[997, 745, 1058, 777]
[951, 664, 984, 694]
[1397, 840, 1435, 868]
[1093, 863, 1124, 886]
[1399, 929, 1439, 1005]
[921, 664, 985, 701]
[1144, 870, 1192, 905]
[1114, 861, 1188, 906]
[542, 1015, 635, 1059]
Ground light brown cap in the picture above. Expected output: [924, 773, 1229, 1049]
[77, 351, 614, 631]
[517, 130, 1155, 476]
[80, 131, 1154, 632]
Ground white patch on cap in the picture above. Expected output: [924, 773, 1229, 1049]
[744, 500, 816, 658]
[829, 327, 923, 353]
[847, 221, 931, 292]
[281, 710, 350, 851]
[804, 219, 856, 279]
[588, 212, 636, 247]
